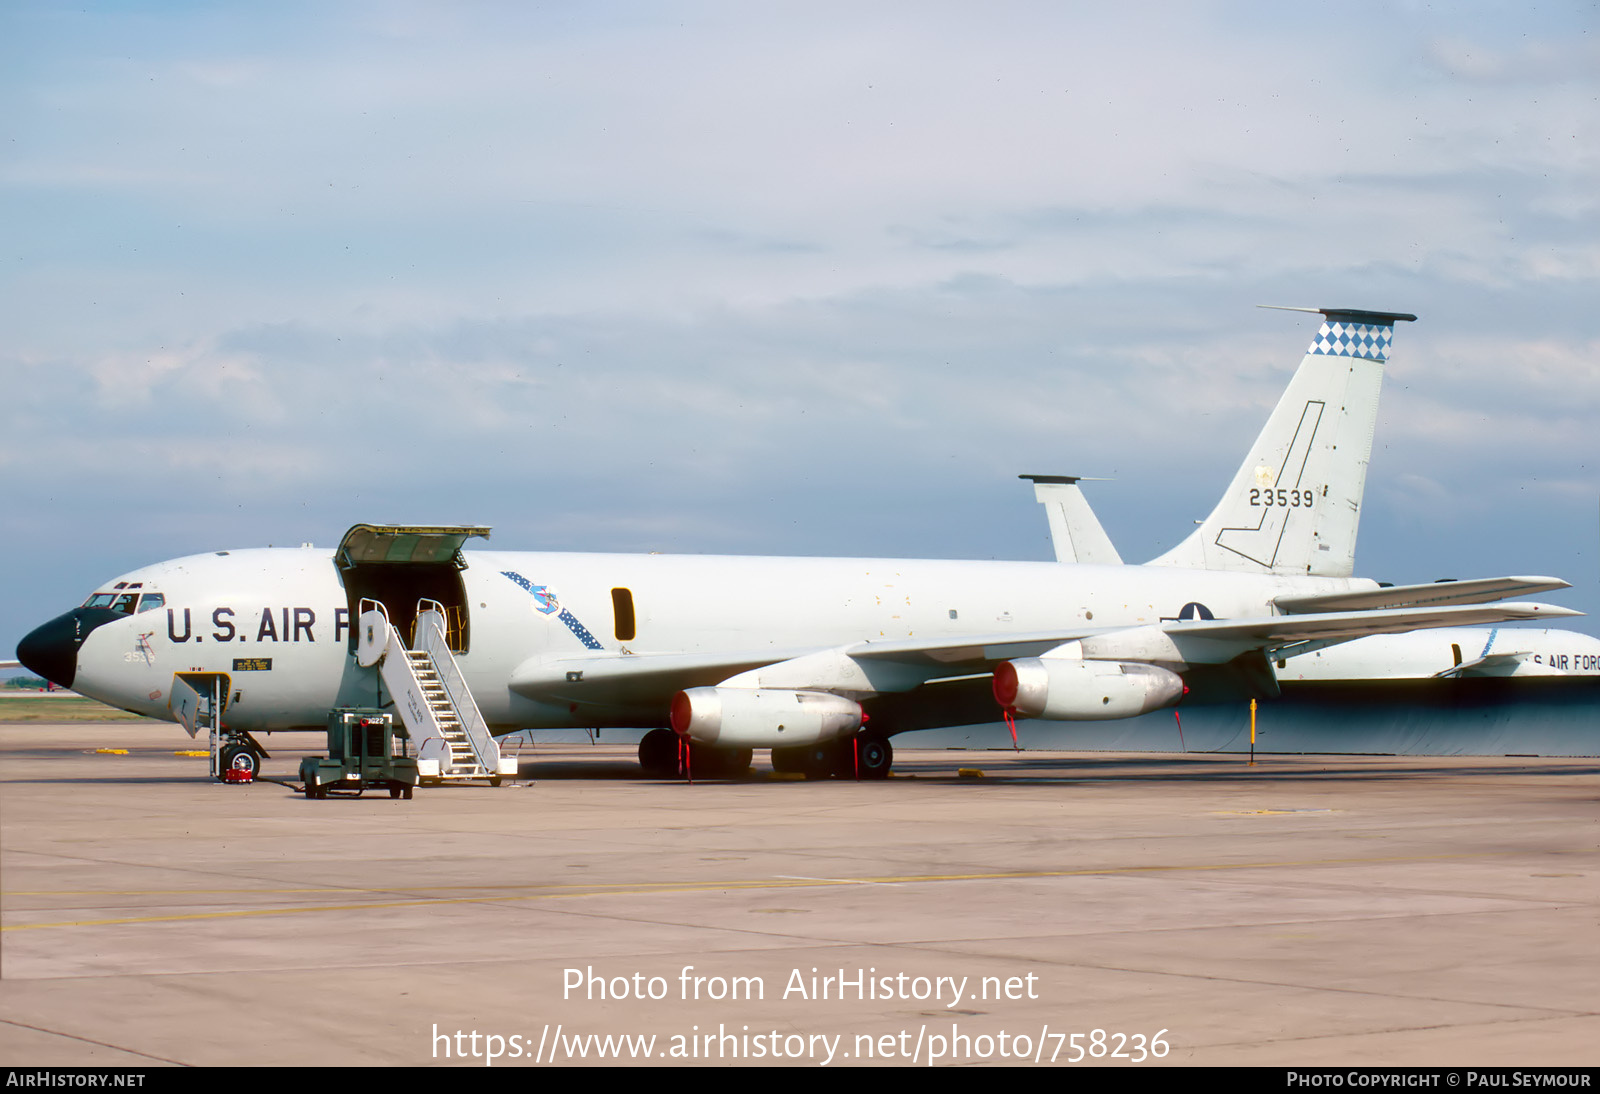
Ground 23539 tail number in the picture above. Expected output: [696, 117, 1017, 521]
[1249, 488, 1315, 507]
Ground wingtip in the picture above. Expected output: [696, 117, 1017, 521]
[1498, 602, 1584, 618]
[1509, 575, 1574, 591]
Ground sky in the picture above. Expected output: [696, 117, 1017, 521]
[4, 0, 1599, 664]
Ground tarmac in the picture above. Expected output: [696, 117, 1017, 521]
[1, 721, 1597, 1068]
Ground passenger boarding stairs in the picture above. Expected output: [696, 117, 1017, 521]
[355, 598, 507, 783]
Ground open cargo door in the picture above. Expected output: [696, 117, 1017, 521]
[335, 524, 491, 653]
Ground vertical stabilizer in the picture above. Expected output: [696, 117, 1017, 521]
[1148, 308, 1416, 577]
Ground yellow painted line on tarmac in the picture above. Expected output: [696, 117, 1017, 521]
[5, 849, 1583, 932]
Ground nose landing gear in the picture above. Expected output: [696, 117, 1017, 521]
[219, 743, 261, 782]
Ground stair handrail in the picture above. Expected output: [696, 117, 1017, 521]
[414, 599, 498, 772]
[355, 598, 396, 669]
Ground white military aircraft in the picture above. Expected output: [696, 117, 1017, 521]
[1017, 476, 1600, 681]
[15, 308, 1581, 780]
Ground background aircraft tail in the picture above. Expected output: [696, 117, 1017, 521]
[1148, 307, 1416, 577]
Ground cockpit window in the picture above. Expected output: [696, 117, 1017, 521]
[137, 593, 164, 613]
[83, 592, 147, 614]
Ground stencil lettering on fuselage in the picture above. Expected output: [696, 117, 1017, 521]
[161, 606, 343, 643]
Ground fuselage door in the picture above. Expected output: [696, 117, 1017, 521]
[170, 672, 231, 738]
[334, 524, 492, 653]
[336, 524, 493, 569]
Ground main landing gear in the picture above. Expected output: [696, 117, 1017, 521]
[637, 729, 752, 779]
[637, 730, 892, 781]
[771, 735, 892, 780]
[852, 735, 893, 780]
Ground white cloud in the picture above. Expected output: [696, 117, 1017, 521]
[3, 2, 1597, 648]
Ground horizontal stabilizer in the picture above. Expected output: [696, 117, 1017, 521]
[1275, 576, 1571, 615]
[1258, 306, 1419, 325]
[1434, 651, 1531, 679]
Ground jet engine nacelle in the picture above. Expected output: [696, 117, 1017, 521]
[993, 658, 1184, 720]
[670, 687, 863, 748]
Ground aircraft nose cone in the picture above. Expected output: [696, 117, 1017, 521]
[16, 608, 122, 690]
[17, 614, 80, 689]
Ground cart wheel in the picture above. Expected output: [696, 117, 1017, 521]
[402, 786, 413, 800]
[389, 785, 401, 798]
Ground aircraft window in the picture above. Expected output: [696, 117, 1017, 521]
[110, 593, 139, 614]
[137, 593, 165, 613]
[84, 593, 117, 609]
[611, 587, 636, 642]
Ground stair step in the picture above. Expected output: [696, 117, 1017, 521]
[382, 627, 500, 781]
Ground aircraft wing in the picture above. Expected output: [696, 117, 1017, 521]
[505, 636, 1083, 715]
[1273, 576, 1570, 614]
[508, 600, 1581, 717]
[1167, 600, 1577, 646]
[508, 648, 820, 714]
[835, 601, 1581, 675]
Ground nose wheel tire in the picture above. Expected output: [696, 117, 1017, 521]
[219, 744, 259, 781]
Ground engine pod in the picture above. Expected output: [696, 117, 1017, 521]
[671, 687, 863, 748]
[993, 658, 1183, 720]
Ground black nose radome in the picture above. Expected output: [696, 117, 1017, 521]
[16, 608, 123, 690]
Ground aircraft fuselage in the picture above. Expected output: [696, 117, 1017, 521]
[42, 546, 1367, 734]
